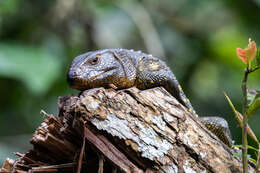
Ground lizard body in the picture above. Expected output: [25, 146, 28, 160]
[67, 48, 232, 147]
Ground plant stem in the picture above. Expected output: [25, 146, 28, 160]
[250, 66, 260, 73]
[256, 147, 260, 173]
[243, 66, 260, 173]
[242, 67, 249, 173]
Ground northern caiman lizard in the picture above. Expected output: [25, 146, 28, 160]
[67, 48, 232, 147]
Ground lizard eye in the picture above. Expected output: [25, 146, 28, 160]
[87, 54, 101, 65]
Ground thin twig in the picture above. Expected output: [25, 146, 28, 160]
[98, 154, 104, 173]
[242, 67, 249, 173]
[31, 162, 78, 170]
[77, 121, 86, 173]
[249, 66, 260, 73]
[256, 148, 260, 173]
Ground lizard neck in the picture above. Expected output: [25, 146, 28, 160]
[111, 49, 137, 88]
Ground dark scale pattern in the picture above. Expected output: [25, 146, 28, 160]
[67, 48, 232, 147]
[135, 53, 195, 114]
[199, 117, 233, 147]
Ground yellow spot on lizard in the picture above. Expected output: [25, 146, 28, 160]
[149, 62, 159, 71]
[139, 65, 143, 71]
[178, 85, 183, 92]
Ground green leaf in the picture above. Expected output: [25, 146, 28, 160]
[233, 151, 254, 162]
[233, 151, 242, 158]
[0, 43, 63, 95]
[247, 145, 259, 152]
[224, 92, 259, 143]
[248, 92, 260, 119]
[232, 144, 242, 149]
[233, 145, 259, 152]
[248, 157, 257, 164]
[256, 46, 260, 66]
[247, 89, 257, 105]
[224, 92, 243, 127]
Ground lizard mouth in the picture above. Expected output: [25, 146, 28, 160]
[67, 66, 117, 91]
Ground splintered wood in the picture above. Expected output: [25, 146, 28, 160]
[0, 87, 251, 173]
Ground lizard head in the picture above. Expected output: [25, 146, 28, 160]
[67, 49, 123, 91]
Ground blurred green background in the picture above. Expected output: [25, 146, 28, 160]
[0, 0, 260, 165]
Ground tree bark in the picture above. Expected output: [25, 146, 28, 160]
[0, 87, 253, 173]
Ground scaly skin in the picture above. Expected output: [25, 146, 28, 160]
[67, 48, 232, 147]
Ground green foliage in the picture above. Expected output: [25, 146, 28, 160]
[209, 27, 247, 68]
[233, 145, 259, 164]
[224, 92, 259, 143]
[233, 151, 257, 164]
[0, 0, 20, 14]
[256, 47, 260, 66]
[0, 43, 62, 95]
[248, 92, 260, 119]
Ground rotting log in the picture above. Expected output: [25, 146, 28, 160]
[0, 87, 254, 173]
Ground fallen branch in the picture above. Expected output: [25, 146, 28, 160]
[0, 87, 253, 173]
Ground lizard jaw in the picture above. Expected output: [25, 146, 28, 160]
[67, 67, 117, 91]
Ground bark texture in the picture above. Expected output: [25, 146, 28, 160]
[0, 87, 253, 173]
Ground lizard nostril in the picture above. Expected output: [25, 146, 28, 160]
[67, 71, 77, 86]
